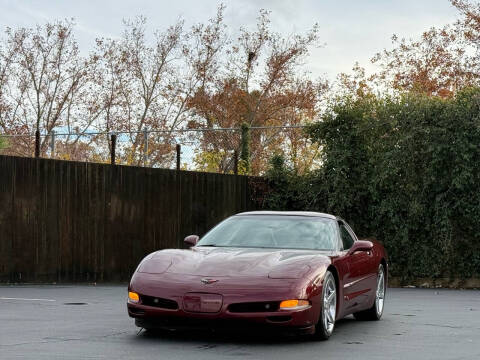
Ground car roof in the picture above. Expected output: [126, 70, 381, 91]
[235, 210, 337, 220]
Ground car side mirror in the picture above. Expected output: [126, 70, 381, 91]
[184, 235, 199, 248]
[347, 240, 373, 256]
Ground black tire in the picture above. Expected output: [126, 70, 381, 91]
[314, 271, 337, 340]
[353, 264, 386, 321]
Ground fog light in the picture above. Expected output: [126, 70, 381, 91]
[279, 299, 310, 310]
[128, 291, 139, 303]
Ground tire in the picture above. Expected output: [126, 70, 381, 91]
[314, 271, 337, 340]
[353, 264, 386, 321]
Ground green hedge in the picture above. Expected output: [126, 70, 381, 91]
[265, 88, 480, 279]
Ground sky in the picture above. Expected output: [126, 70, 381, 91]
[0, 0, 461, 82]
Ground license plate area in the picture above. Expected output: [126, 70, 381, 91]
[183, 293, 223, 313]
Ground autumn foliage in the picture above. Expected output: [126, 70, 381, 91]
[366, 0, 480, 97]
[2, 2, 480, 174]
[0, 6, 325, 174]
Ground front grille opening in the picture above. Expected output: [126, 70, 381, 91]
[266, 315, 292, 323]
[228, 301, 280, 313]
[141, 295, 178, 310]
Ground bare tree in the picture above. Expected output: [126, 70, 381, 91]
[91, 6, 227, 166]
[0, 20, 94, 157]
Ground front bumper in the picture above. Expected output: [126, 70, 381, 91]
[127, 272, 321, 334]
[133, 316, 315, 335]
[128, 302, 316, 335]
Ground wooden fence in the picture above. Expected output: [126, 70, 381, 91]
[0, 155, 265, 282]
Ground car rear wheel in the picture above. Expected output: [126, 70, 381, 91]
[353, 264, 385, 321]
[314, 271, 336, 340]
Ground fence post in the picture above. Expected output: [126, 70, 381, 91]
[110, 133, 117, 165]
[234, 150, 238, 175]
[35, 130, 40, 158]
[176, 144, 181, 170]
[50, 130, 55, 158]
[143, 127, 149, 167]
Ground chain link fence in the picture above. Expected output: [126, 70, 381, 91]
[0, 126, 319, 175]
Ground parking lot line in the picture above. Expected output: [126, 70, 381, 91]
[0, 297, 56, 302]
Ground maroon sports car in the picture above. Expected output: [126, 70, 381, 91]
[127, 211, 387, 339]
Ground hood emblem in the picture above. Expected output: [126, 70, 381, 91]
[201, 278, 219, 285]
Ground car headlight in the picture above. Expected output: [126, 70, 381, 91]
[137, 258, 172, 274]
[268, 265, 311, 279]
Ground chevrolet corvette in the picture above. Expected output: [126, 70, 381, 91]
[127, 211, 387, 339]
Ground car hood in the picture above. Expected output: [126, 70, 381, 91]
[138, 247, 332, 279]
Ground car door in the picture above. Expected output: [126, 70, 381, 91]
[339, 221, 375, 309]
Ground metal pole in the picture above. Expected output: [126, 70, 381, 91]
[143, 128, 149, 167]
[176, 144, 181, 171]
[110, 133, 117, 165]
[35, 130, 40, 158]
[50, 130, 55, 158]
[234, 150, 238, 175]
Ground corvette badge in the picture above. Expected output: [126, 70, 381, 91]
[201, 278, 218, 285]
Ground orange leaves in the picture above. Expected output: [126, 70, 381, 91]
[185, 11, 325, 173]
[369, 2, 480, 98]
[371, 25, 476, 98]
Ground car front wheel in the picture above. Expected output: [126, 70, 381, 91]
[315, 270, 337, 340]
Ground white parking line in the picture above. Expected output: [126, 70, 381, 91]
[0, 297, 56, 302]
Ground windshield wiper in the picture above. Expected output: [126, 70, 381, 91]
[197, 244, 219, 247]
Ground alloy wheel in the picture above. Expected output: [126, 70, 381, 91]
[323, 273, 337, 335]
[375, 265, 385, 317]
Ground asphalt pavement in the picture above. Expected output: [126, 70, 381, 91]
[0, 285, 478, 360]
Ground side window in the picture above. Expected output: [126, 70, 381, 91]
[339, 223, 355, 250]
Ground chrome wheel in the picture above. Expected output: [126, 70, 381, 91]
[375, 265, 385, 317]
[322, 273, 337, 335]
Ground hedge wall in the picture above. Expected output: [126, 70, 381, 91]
[265, 88, 480, 280]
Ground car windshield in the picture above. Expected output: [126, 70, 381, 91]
[196, 215, 338, 251]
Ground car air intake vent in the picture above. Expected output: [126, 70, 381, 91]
[228, 301, 280, 313]
[128, 308, 146, 316]
[266, 315, 292, 323]
[141, 295, 178, 310]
